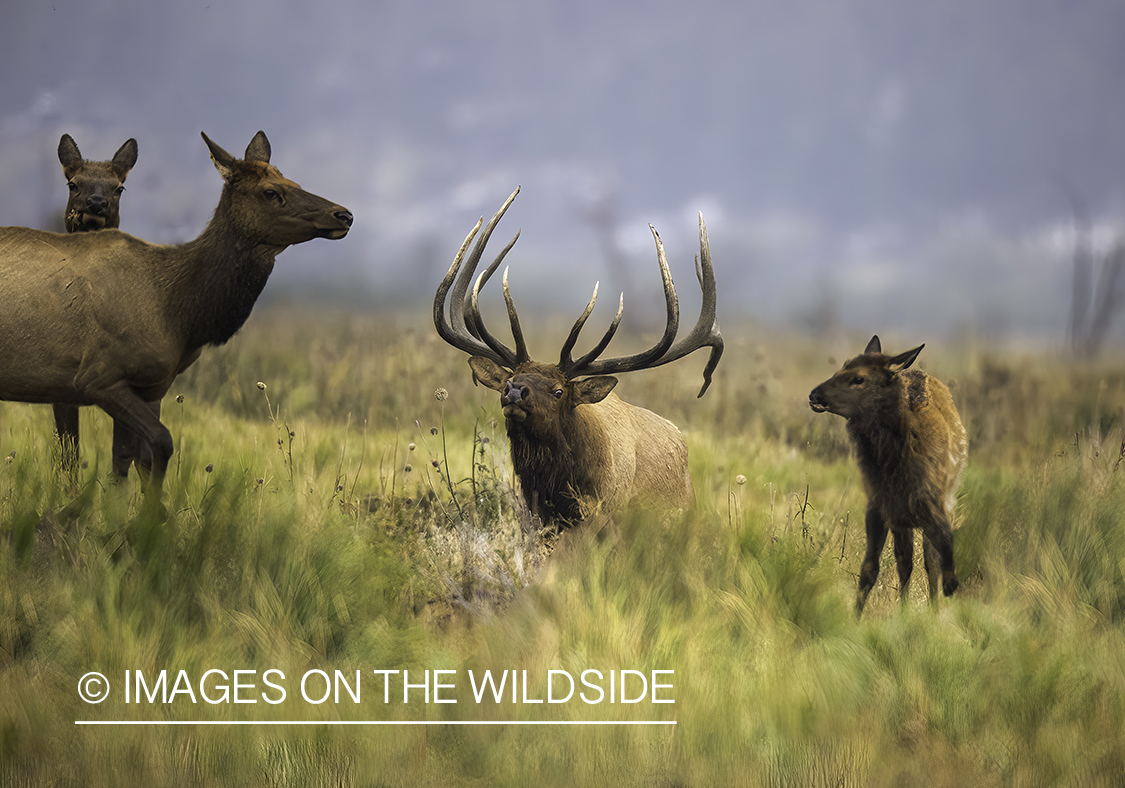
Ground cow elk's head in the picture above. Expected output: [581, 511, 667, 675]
[201, 131, 353, 246]
[435, 187, 723, 432]
[58, 134, 138, 233]
[808, 335, 924, 420]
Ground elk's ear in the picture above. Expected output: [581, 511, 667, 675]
[112, 138, 138, 178]
[572, 376, 618, 405]
[888, 344, 924, 373]
[245, 131, 271, 163]
[58, 134, 82, 178]
[467, 357, 509, 391]
[202, 132, 238, 181]
[863, 335, 882, 355]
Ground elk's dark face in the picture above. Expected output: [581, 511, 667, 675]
[809, 336, 923, 420]
[203, 131, 353, 247]
[468, 358, 617, 439]
[58, 135, 138, 233]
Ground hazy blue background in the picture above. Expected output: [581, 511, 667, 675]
[3, 0, 1124, 345]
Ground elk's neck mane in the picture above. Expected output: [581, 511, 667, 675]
[506, 405, 607, 525]
[156, 188, 282, 351]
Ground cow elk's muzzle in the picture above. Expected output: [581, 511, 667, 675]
[808, 388, 829, 413]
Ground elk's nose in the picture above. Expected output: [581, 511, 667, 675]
[334, 209, 353, 227]
[503, 381, 529, 405]
[86, 195, 107, 213]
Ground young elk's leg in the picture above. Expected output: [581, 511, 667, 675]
[923, 513, 959, 599]
[922, 534, 941, 602]
[857, 505, 890, 615]
[891, 528, 914, 608]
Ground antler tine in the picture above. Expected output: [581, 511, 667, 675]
[501, 267, 530, 365]
[566, 222, 680, 379]
[649, 212, 724, 397]
[433, 187, 522, 367]
[467, 238, 525, 365]
[561, 285, 626, 371]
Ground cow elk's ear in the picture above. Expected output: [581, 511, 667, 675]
[202, 132, 238, 182]
[467, 356, 510, 391]
[864, 335, 882, 355]
[112, 138, 138, 179]
[572, 376, 618, 405]
[888, 344, 924, 373]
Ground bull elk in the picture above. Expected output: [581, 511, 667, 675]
[809, 336, 967, 615]
[434, 187, 723, 525]
[0, 130, 352, 502]
[53, 133, 140, 476]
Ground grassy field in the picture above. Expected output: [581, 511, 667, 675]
[2, 306, 1124, 786]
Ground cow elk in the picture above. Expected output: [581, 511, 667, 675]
[53, 133, 140, 477]
[809, 336, 967, 615]
[434, 187, 723, 526]
[0, 130, 352, 504]
[58, 133, 138, 233]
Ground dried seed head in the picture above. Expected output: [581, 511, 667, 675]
[257, 382, 267, 390]
[404, 464, 413, 473]
[175, 394, 185, 404]
[408, 443, 416, 451]
[735, 474, 747, 486]
[434, 388, 448, 402]
[205, 463, 214, 473]
[431, 459, 439, 468]
[430, 427, 439, 436]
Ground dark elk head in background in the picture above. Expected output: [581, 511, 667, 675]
[434, 186, 723, 522]
[57, 134, 138, 232]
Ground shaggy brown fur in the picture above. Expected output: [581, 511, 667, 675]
[469, 358, 692, 524]
[809, 335, 968, 614]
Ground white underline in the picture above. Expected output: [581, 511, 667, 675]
[76, 720, 676, 726]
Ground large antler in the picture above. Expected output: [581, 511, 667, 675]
[434, 186, 528, 368]
[435, 190, 724, 398]
[564, 213, 723, 397]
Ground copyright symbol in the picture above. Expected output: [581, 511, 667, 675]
[78, 672, 110, 704]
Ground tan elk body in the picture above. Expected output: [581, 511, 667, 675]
[435, 188, 722, 525]
[0, 131, 352, 502]
[809, 336, 967, 614]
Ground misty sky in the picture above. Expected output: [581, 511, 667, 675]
[2, 0, 1124, 342]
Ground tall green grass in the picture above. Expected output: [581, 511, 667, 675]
[2, 309, 1124, 786]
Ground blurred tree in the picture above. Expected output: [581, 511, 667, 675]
[1068, 198, 1124, 357]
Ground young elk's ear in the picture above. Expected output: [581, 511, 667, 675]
[244, 130, 271, 163]
[572, 376, 618, 405]
[58, 134, 83, 178]
[467, 357, 510, 391]
[202, 132, 237, 181]
[863, 335, 882, 355]
[112, 138, 138, 179]
[888, 344, 924, 373]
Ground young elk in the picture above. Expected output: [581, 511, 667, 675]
[0, 131, 352, 504]
[809, 336, 967, 615]
[435, 187, 723, 526]
[53, 134, 140, 476]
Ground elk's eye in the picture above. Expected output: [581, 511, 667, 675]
[850, 376, 865, 385]
[115, 186, 125, 196]
[263, 188, 280, 201]
[67, 182, 78, 192]
[552, 389, 564, 399]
